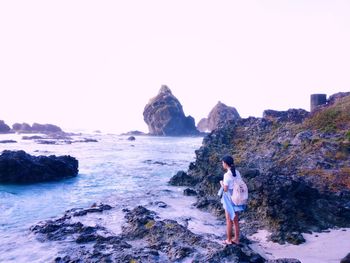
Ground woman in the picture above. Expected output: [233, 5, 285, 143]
[219, 155, 246, 245]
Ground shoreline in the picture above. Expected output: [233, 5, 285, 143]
[248, 228, 350, 263]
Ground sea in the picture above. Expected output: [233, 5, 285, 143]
[0, 133, 223, 263]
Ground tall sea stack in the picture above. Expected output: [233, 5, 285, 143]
[143, 85, 199, 136]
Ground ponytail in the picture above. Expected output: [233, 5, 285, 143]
[222, 155, 237, 177]
[230, 166, 237, 177]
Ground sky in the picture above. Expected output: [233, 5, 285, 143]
[0, 1, 349, 133]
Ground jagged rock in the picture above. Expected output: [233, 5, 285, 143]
[197, 101, 241, 132]
[0, 150, 78, 183]
[169, 171, 199, 186]
[328, 92, 350, 105]
[33, 205, 265, 262]
[341, 253, 350, 263]
[170, 96, 350, 244]
[12, 122, 64, 134]
[263, 109, 309, 123]
[143, 85, 199, 136]
[0, 120, 11, 133]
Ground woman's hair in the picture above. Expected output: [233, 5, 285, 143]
[222, 155, 237, 177]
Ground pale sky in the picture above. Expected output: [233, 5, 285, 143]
[0, 1, 349, 133]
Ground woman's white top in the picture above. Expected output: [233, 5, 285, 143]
[223, 169, 241, 190]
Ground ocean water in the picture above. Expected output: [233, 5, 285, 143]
[0, 133, 217, 262]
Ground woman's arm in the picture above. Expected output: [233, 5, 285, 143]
[220, 180, 229, 192]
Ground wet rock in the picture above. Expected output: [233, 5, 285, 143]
[143, 85, 199, 136]
[22, 135, 45, 140]
[0, 150, 78, 183]
[169, 171, 199, 186]
[183, 188, 197, 196]
[73, 138, 98, 143]
[127, 136, 136, 141]
[33, 205, 265, 262]
[154, 201, 167, 208]
[0, 140, 17, 143]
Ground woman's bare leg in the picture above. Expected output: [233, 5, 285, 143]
[232, 213, 240, 244]
[225, 210, 233, 243]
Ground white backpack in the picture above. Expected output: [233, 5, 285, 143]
[231, 176, 248, 206]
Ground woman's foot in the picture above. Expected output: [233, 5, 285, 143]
[231, 239, 239, 245]
[222, 239, 232, 245]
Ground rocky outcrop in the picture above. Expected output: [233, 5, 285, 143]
[170, 93, 350, 244]
[262, 109, 309, 124]
[0, 140, 17, 143]
[12, 122, 64, 134]
[0, 120, 11, 133]
[0, 150, 78, 183]
[197, 102, 241, 132]
[143, 85, 199, 136]
[31, 205, 267, 262]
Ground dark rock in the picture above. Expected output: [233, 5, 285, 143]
[121, 130, 147, 136]
[266, 259, 301, 263]
[0, 120, 11, 133]
[154, 201, 167, 208]
[328, 92, 350, 105]
[73, 138, 98, 143]
[22, 135, 45, 140]
[12, 122, 32, 133]
[169, 171, 199, 186]
[341, 253, 350, 263]
[197, 101, 241, 132]
[0, 140, 17, 143]
[183, 188, 197, 196]
[143, 85, 199, 136]
[33, 205, 265, 262]
[12, 122, 64, 134]
[263, 109, 309, 123]
[173, 96, 350, 244]
[127, 136, 136, 141]
[0, 150, 78, 183]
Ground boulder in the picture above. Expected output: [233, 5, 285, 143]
[197, 101, 241, 132]
[0, 120, 11, 133]
[0, 150, 78, 183]
[143, 85, 199, 136]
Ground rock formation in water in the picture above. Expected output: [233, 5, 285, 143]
[143, 85, 199, 136]
[0, 150, 79, 183]
[0, 120, 11, 133]
[170, 92, 350, 244]
[197, 101, 241, 132]
[12, 122, 64, 134]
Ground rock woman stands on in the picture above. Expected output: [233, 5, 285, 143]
[219, 155, 246, 245]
